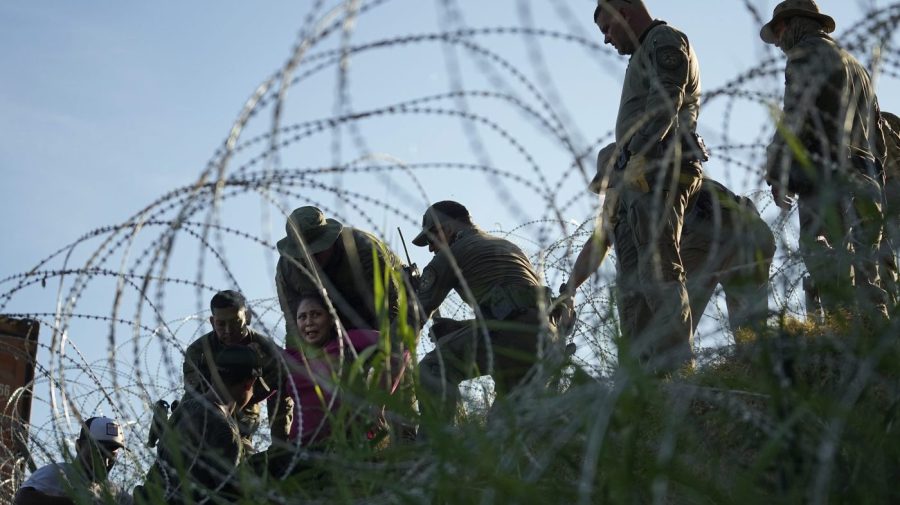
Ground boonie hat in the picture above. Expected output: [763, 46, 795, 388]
[79, 416, 126, 449]
[760, 0, 835, 44]
[276, 206, 344, 260]
[412, 201, 471, 247]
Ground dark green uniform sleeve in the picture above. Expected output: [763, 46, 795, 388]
[629, 30, 691, 155]
[255, 335, 294, 442]
[158, 398, 243, 497]
[183, 338, 214, 396]
[346, 231, 404, 326]
[766, 49, 814, 184]
[276, 257, 303, 345]
[380, 245, 405, 323]
[182, 402, 242, 493]
[348, 233, 382, 323]
[415, 249, 458, 325]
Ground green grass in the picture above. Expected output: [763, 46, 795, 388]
[124, 313, 900, 504]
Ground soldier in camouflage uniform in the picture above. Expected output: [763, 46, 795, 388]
[566, 143, 775, 337]
[275, 206, 418, 440]
[761, 0, 889, 319]
[275, 206, 414, 341]
[594, 0, 707, 372]
[144, 347, 261, 504]
[183, 290, 292, 453]
[412, 201, 558, 423]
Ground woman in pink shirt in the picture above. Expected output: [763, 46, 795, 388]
[282, 291, 382, 447]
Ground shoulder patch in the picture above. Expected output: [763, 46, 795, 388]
[420, 269, 436, 292]
[655, 46, 686, 71]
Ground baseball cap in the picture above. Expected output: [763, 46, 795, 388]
[412, 201, 471, 246]
[79, 416, 126, 449]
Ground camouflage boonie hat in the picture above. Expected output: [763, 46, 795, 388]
[276, 206, 344, 260]
[760, 0, 835, 44]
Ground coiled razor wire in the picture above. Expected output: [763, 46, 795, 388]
[1, 1, 899, 502]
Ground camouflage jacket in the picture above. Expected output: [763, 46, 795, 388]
[616, 20, 702, 160]
[416, 226, 544, 322]
[767, 33, 883, 190]
[156, 394, 242, 500]
[276, 227, 406, 340]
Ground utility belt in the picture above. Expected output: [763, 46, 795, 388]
[614, 132, 710, 172]
[479, 284, 551, 321]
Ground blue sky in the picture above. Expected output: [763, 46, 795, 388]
[3, 0, 896, 273]
[1, 0, 898, 460]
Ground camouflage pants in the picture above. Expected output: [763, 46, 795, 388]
[681, 204, 776, 335]
[613, 168, 701, 374]
[418, 309, 557, 421]
[798, 172, 888, 319]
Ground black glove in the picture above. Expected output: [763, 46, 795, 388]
[403, 264, 421, 292]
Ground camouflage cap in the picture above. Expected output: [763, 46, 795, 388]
[760, 0, 835, 44]
[412, 200, 471, 247]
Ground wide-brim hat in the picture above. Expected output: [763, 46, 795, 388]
[589, 142, 619, 194]
[412, 200, 470, 247]
[760, 0, 835, 44]
[276, 206, 343, 260]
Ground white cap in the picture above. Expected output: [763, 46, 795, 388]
[79, 416, 126, 449]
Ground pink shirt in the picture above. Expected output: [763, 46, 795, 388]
[283, 329, 380, 445]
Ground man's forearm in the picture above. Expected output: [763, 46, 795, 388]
[267, 392, 293, 442]
[183, 349, 205, 396]
[567, 231, 611, 292]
